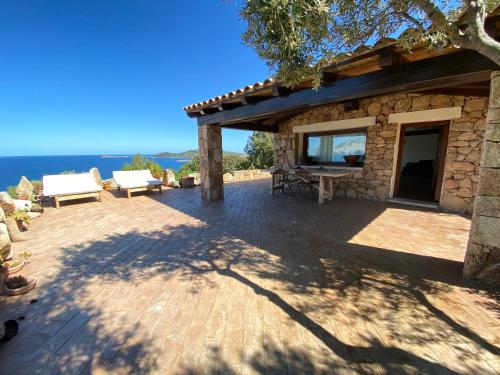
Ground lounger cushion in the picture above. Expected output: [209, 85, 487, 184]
[43, 173, 103, 197]
[112, 170, 162, 189]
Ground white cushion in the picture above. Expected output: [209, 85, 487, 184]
[112, 170, 162, 189]
[43, 173, 102, 197]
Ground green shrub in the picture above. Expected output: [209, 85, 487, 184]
[122, 154, 164, 179]
[176, 154, 251, 179]
[10, 211, 31, 224]
[176, 156, 200, 179]
[31, 180, 43, 196]
[6, 186, 17, 199]
[222, 154, 250, 173]
[244, 131, 274, 169]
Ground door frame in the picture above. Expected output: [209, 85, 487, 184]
[393, 121, 450, 202]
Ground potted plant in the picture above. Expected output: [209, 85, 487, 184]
[3, 275, 37, 296]
[11, 211, 31, 232]
[0, 259, 36, 296]
[30, 203, 44, 213]
[4, 251, 31, 275]
[343, 154, 361, 167]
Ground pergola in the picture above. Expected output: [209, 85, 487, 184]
[184, 20, 499, 284]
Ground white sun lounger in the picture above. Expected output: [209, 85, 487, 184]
[112, 170, 163, 198]
[43, 173, 103, 208]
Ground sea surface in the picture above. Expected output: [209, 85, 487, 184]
[0, 155, 191, 191]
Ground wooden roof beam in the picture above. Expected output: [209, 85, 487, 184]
[197, 50, 496, 127]
[221, 122, 279, 133]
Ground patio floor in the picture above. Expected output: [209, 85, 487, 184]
[0, 179, 498, 375]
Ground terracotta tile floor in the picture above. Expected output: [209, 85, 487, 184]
[0, 179, 498, 375]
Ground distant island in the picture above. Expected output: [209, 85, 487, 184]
[153, 150, 199, 158]
[153, 150, 244, 158]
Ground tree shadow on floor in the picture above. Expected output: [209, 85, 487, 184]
[0, 179, 498, 374]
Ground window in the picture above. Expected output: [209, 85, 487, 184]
[305, 130, 367, 165]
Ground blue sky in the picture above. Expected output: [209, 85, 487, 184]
[0, 1, 270, 156]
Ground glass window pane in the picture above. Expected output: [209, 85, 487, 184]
[306, 132, 366, 164]
[332, 133, 366, 162]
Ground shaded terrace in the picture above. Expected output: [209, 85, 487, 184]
[0, 179, 498, 374]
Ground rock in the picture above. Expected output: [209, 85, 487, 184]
[485, 119, 500, 141]
[457, 132, 477, 141]
[163, 169, 180, 188]
[465, 150, 481, 163]
[430, 95, 453, 107]
[478, 261, 500, 285]
[440, 190, 470, 213]
[411, 96, 430, 110]
[448, 162, 475, 172]
[188, 173, 201, 186]
[471, 216, 500, 249]
[457, 147, 472, 155]
[0, 223, 11, 260]
[0, 207, 4, 224]
[481, 141, 500, 168]
[379, 130, 396, 138]
[223, 173, 234, 182]
[456, 188, 473, 198]
[453, 123, 474, 132]
[474, 118, 486, 130]
[15, 176, 34, 199]
[459, 179, 472, 188]
[367, 102, 381, 116]
[443, 179, 459, 189]
[5, 217, 26, 242]
[464, 98, 486, 112]
[474, 196, 500, 218]
[478, 168, 500, 196]
[0, 192, 16, 215]
[394, 98, 412, 113]
[89, 167, 103, 185]
[448, 141, 470, 147]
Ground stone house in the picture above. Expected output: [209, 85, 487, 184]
[273, 93, 488, 213]
[184, 36, 499, 285]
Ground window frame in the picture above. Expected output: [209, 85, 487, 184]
[302, 127, 368, 166]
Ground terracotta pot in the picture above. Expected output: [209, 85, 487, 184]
[15, 220, 28, 232]
[181, 177, 195, 188]
[3, 277, 36, 296]
[17, 196, 29, 201]
[5, 260, 24, 275]
[343, 155, 361, 166]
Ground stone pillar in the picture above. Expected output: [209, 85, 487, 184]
[463, 71, 500, 285]
[198, 124, 224, 201]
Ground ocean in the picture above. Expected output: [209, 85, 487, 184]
[0, 155, 191, 191]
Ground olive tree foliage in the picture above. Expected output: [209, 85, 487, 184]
[244, 131, 275, 168]
[241, 0, 499, 87]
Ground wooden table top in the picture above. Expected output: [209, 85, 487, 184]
[289, 168, 351, 177]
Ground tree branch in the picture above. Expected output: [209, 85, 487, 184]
[413, 0, 499, 66]
[456, 0, 500, 65]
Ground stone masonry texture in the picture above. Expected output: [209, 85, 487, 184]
[274, 93, 488, 213]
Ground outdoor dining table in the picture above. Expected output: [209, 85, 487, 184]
[271, 167, 351, 204]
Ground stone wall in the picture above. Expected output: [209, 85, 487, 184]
[274, 93, 487, 211]
[223, 169, 271, 183]
[464, 71, 500, 285]
[198, 125, 224, 201]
